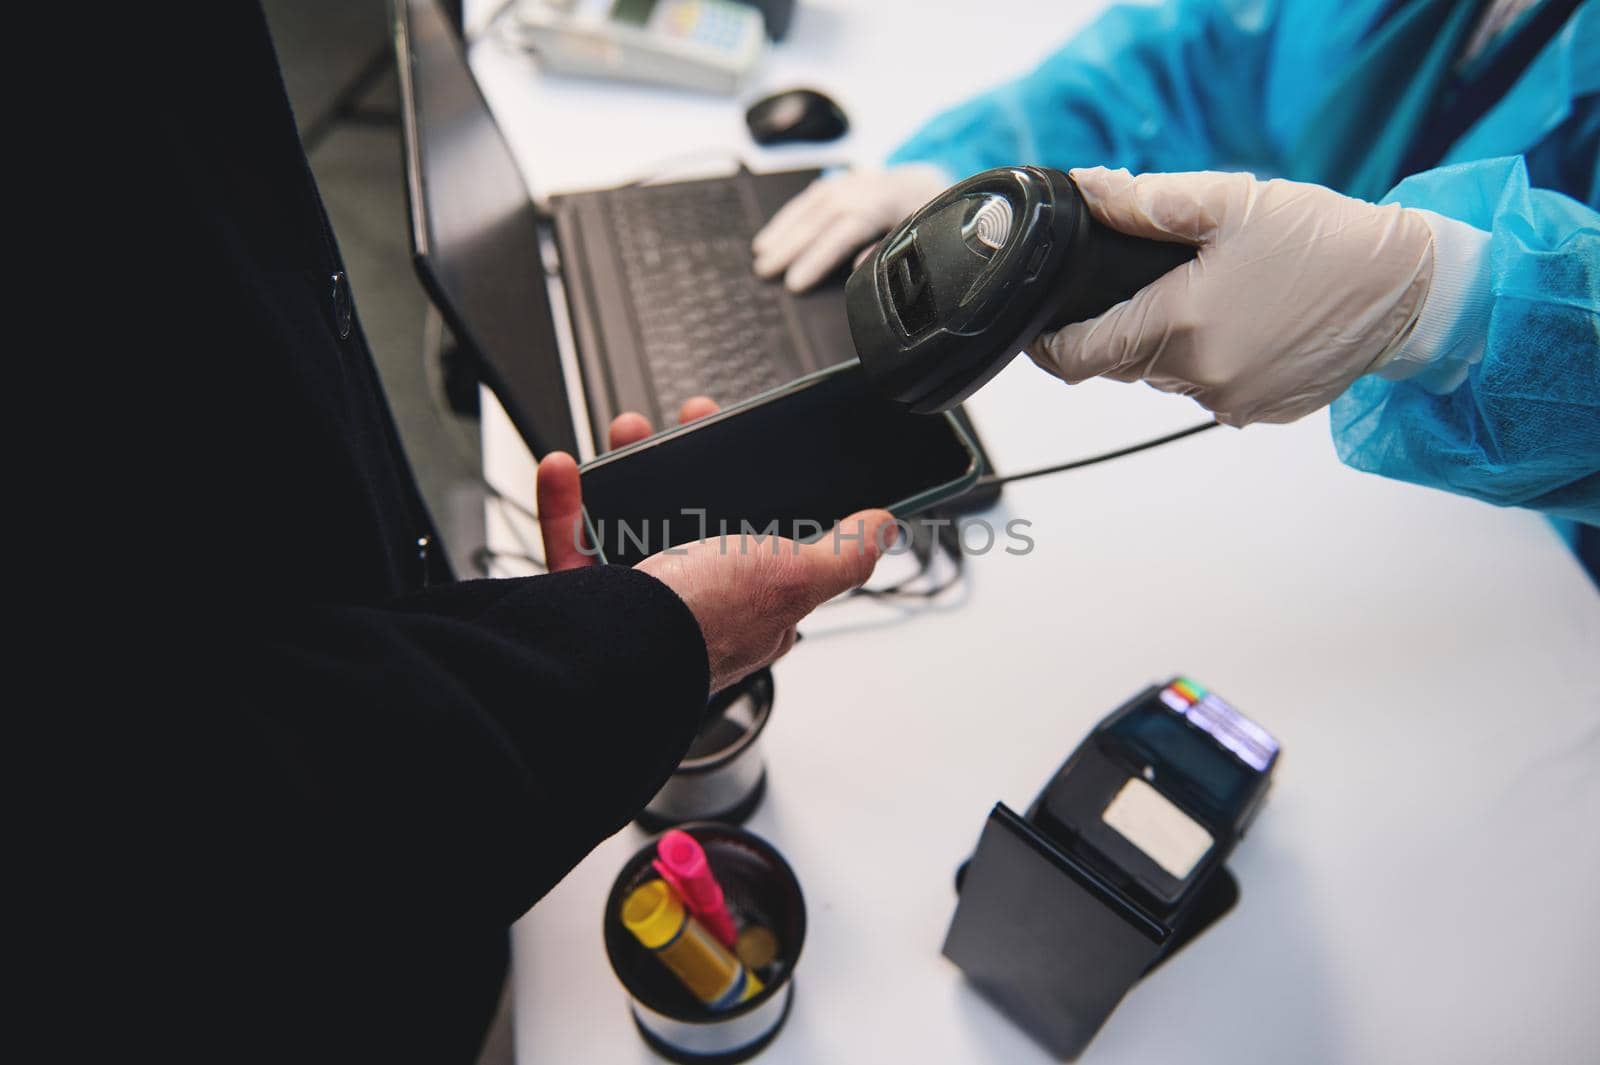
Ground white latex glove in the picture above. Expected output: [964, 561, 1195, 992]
[752, 164, 951, 292]
[1027, 168, 1437, 427]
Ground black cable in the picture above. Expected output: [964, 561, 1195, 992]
[473, 545, 547, 576]
[480, 419, 1213, 584]
[844, 420, 1220, 601]
[488, 487, 540, 527]
[977, 421, 1221, 488]
[870, 521, 964, 598]
[837, 520, 965, 603]
[474, 419, 1215, 578]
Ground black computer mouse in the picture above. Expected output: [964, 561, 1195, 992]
[745, 88, 848, 146]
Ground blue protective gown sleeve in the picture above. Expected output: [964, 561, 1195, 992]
[886, 0, 1287, 178]
[1332, 156, 1600, 524]
[890, 0, 1600, 524]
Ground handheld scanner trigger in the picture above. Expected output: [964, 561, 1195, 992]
[845, 166, 1196, 414]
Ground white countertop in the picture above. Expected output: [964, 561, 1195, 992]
[468, 2, 1600, 1061]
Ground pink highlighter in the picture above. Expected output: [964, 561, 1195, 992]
[652, 830, 738, 949]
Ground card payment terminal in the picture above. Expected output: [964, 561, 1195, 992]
[943, 678, 1280, 1059]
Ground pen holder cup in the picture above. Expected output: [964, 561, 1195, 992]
[639, 669, 774, 830]
[604, 823, 806, 1064]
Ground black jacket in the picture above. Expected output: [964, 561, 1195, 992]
[115, 4, 709, 1059]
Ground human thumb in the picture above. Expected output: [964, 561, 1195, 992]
[793, 509, 897, 606]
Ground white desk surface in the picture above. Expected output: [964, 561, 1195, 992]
[467, 3, 1600, 1062]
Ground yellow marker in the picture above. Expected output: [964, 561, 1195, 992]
[735, 925, 779, 971]
[622, 880, 764, 1010]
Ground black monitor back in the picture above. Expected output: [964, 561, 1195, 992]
[394, 0, 579, 457]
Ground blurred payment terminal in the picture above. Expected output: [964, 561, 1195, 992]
[511, 0, 793, 92]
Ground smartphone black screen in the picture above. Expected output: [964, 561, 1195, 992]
[579, 363, 977, 566]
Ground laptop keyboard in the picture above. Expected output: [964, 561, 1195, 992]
[604, 181, 800, 416]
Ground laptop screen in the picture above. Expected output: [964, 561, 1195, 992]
[396, 0, 579, 457]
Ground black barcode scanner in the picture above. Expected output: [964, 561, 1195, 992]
[845, 166, 1197, 414]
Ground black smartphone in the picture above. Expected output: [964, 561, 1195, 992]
[578, 362, 980, 566]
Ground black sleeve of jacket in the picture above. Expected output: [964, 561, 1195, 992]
[188, 566, 709, 930]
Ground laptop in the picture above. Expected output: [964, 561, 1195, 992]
[394, 0, 998, 508]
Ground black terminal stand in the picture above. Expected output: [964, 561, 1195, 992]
[942, 679, 1279, 1060]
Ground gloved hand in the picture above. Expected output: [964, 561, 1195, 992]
[1027, 168, 1437, 427]
[752, 164, 950, 292]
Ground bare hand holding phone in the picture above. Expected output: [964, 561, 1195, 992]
[536, 397, 894, 694]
